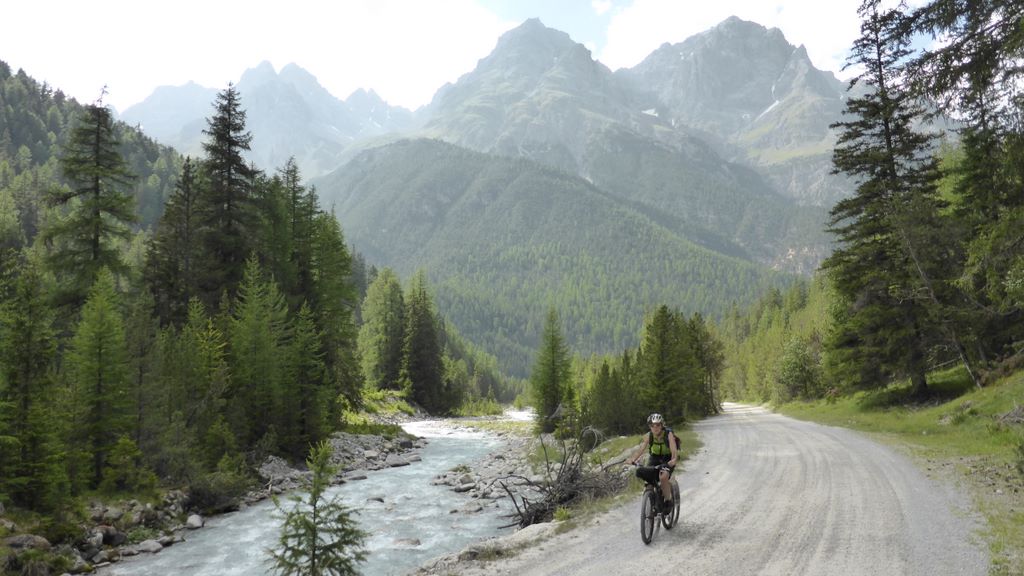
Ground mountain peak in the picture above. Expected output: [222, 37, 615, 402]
[280, 62, 317, 83]
[239, 60, 278, 89]
[494, 17, 575, 54]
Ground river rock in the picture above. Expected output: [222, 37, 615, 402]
[137, 539, 164, 553]
[186, 514, 204, 529]
[3, 534, 51, 551]
[385, 454, 410, 467]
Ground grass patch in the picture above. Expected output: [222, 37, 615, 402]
[360, 388, 414, 416]
[453, 397, 505, 417]
[776, 367, 1024, 575]
[339, 412, 405, 438]
[456, 419, 533, 437]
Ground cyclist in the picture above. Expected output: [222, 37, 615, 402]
[626, 413, 677, 511]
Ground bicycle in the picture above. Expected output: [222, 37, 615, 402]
[633, 463, 680, 544]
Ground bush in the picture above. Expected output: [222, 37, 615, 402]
[99, 436, 157, 495]
[187, 454, 252, 514]
[454, 397, 503, 416]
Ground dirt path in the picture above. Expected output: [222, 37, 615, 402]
[429, 403, 989, 576]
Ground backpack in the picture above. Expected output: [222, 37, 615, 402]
[648, 427, 681, 455]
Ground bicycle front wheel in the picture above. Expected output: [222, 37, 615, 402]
[640, 489, 657, 544]
[664, 480, 681, 529]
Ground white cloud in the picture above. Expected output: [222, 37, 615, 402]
[592, 1, 614, 16]
[2, 0, 516, 112]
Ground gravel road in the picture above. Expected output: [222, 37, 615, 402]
[437, 403, 989, 576]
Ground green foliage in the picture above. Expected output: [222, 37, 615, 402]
[775, 334, 822, 402]
[188, 453, 252, 515]
[453, 396, 504, 417]
[636, 305, 702, 423]
[307, 212, 362, 407]
[580, 305, 722, 436]
[583, 356, 642, 436]
[145, 156, 203, 326]
[359, 388, 414, 416]
[227, 256, 289, 449]
[0, 259, 65, 511]
[280, 302, 331, 458]
[65, 269, 130, 490]
[717, 275, 832, 404]
[268, 441, 367, 576]
[195, 84, 257, 307]
[358, 268, 405, 391]
[824, 1, 948, 398]
[401, 270, 451, 413]
[553, 506, 572, 522]
[530, 308, 572, 433]
[0, 60, 179, 243]
[46, 103, 136, 305]
[98, 435, 156, 494]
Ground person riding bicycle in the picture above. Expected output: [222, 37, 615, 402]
[626, 413, 677, 510]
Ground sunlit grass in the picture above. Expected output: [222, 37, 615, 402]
[456, 419, 533, 437]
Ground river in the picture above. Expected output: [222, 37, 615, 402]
[101, 416, 526, 575]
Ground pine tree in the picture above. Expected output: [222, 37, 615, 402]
[0, 260, 67, 510]
[281, 302, 329, 458]
[0, 184, 23, 256]
[268, 441, 367, 576]
[124, 290, 158, 448]
[637, 305, 697, 423]
[824, 0, 946, 397]
[47, 102, 136, 306]
[197, 85, 256, 308]
[905, 0, 1024, 364]
[65, 268, 130, 489]
[266, 158, 317, 308]
[530, 307, 571, 433]
[400, 270, 446, 413]
[252, 170, 293, 301]
[357, 268, 405, 392]
[308, 213, 361, 407]
[145, 156, 203, 326]
[688, 313, 724, 414]
[227, 256, 288, 451]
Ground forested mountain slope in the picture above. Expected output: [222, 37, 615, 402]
[0, 61, 182, 230]
[317, 138, 791, 377]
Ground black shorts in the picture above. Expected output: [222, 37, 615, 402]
[635, 455, 673, 485]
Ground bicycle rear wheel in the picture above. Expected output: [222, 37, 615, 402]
[640, 488, 657, 544]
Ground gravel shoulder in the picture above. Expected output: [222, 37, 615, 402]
[424, 403, 989, 576]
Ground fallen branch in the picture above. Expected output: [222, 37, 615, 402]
[496, 427, 629, 528]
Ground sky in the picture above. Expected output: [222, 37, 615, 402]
[2, 0, 891, 114]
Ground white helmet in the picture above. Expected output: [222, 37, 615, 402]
[647, 413, 664, 425]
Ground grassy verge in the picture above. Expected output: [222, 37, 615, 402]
[775, 367, 1024, 576]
